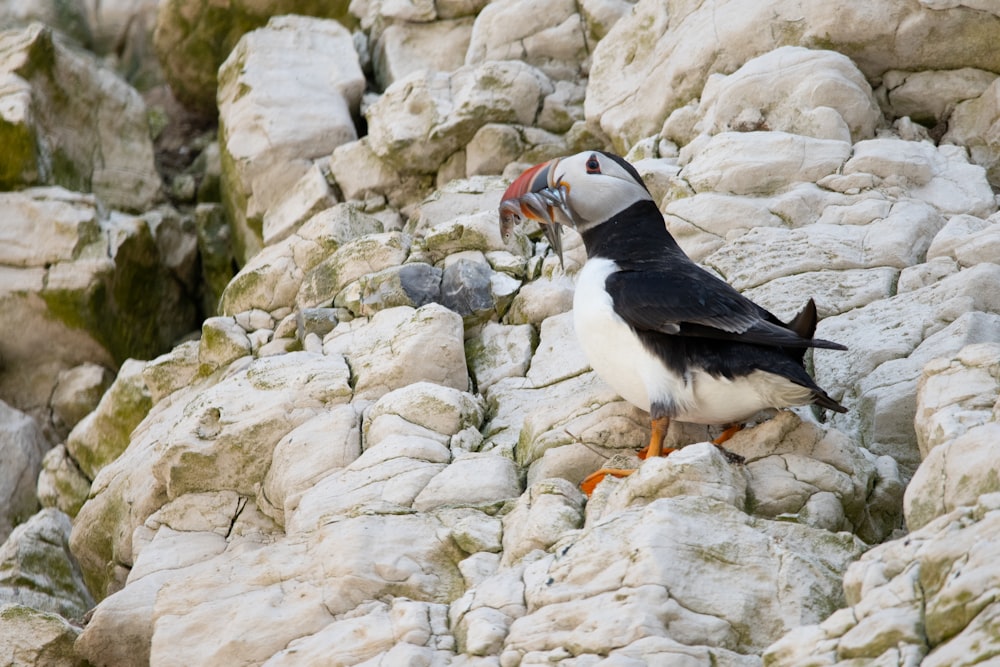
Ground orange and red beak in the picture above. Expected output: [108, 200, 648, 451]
[498, 158, 570, 265]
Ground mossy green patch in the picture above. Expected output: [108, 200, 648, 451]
[0, 119, 40, 188]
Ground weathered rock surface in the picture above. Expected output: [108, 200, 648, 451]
[0, 187, 198, 435]
[218, 15, 364, 263]
[0, 401, 48, 543]
[0, 24, 162, 210]
[3, 0, 1000, 665]
[587, 0, 1000, 149]
[153, 0, 352, 113]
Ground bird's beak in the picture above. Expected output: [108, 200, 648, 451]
[498, 158, 572, 267]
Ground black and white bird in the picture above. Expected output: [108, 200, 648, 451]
[499, 151, 847, 493]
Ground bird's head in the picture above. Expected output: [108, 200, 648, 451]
[499, 151, 653, 265]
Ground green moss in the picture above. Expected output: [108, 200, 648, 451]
[0, 119, 40, 187]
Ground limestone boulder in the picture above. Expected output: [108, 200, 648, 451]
[0, 24, 161, 210]
[365, 60, 553, 174]
[881, 67, 997, 126]
[0, 604, 85, 667]
[943, 76, 1000, 187]
[765, 493, 1000, 667]
[153, 0, 352, 113]
[689, 46, 883, 144]
[64, 359, 151, 481]
[586, 0, 1000, 150]
[70, 352, 354, 598]
[465, 0, 589, 81]
[218, 203, 387, 317]
[217, 16, 364, 263]
[372, 18, 474, 89]
[903, 344, 1000, 531]
[0, 188, 198, 432]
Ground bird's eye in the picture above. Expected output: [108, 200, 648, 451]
[585, 154, 601, 174]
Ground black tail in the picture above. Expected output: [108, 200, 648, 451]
[788, 299, 847, 351]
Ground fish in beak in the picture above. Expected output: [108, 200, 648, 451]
[498, 158, 574, 266]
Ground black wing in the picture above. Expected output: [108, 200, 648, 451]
[605, 263, 846, 351]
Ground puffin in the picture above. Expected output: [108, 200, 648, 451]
[499, 150, 847, 494]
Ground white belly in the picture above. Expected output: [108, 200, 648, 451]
[572, 258, 814, 425]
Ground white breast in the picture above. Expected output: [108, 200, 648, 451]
[572, 258, 814, 425]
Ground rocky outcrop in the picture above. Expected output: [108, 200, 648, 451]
[1, 0, 1000, 665]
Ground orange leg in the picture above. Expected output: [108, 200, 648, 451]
[580, 416, 677, 495]
[712, 423, 746, 464]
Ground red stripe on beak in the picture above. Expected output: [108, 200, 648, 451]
[501, 160, 554, 201]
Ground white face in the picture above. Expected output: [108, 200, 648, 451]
[548, 152, 654, 232]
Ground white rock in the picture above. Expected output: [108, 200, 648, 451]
[297, 231, 409, 308]
[816, 266, 1000, 469]
[524, 311, 591, 387]
[703, 198, 944, 291]
[0, 24, 161, 210]
[198, 316, 252, 373]
[63, 359, 152, 482]
[373, 18, 473, 88]
[504, 495, 863, 660]
[413, 452, 522, 511]
[218, 16, 364, 263]
[36, 444, 91, 518]
[467, 322, 537, 393]
[49, 362, 113, 437]
[219, 203, 386, 316]
[500, 478, 585, 566]
[844, 138, 997, 217]
[680, 132, 851, 195]
[943, 75, 1000, 187]
[765, 493, 1000, 666]
[0, 603, 83, 667]
[289, 436, 449, 531]
[585, 0, 1000, 149]
[484, 370, 648, 473]
[695, 47, 881, 143]
[366, 61, 552, 173]
[882, 67, 997, 124]
[142, 340, 200, 406]
[465, 0, 588, 80]
[742, 267, 899, 319]
[926, 212, 1000, 267]
[905, 423, 1000, 531]
[325, 305, 468, 401]
[0, 508, 94, 618]
[364, 382, 485, 444]
[914, 342, 1000, 457]
[71, 353, 353, 597]
[261, 404, 362, 524]
[261, 162, 338, 248]
[664, 192, 786, 261]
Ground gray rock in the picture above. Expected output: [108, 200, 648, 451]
[0, 401, 47, 543]
[440, 255, 496, 324]
[0, 509, 94, 619]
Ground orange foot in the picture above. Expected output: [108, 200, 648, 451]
[712, 423, 746, 464]
[580, 416, 675, 495]
[580, 420, 748, 495]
